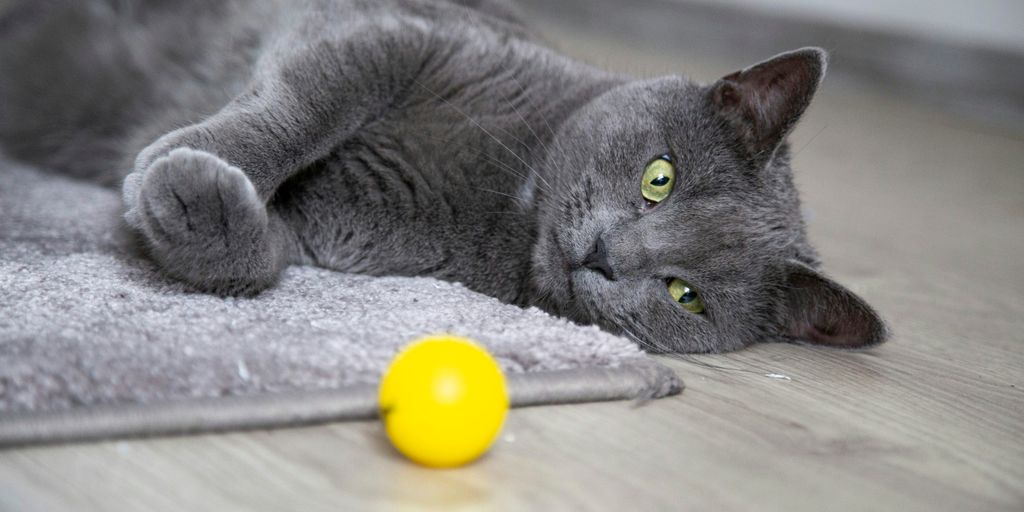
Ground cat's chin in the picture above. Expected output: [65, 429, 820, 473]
[527, 265, 593, 325]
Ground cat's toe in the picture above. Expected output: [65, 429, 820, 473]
[140, 148, 264, 239]
[134, 148, 279, 294]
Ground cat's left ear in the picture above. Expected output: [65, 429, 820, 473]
[708, 47, 827, 161]
[779, 260, 889, 349]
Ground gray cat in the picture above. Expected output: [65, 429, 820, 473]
[0, 0, 887, 352]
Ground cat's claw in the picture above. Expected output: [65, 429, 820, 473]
[124, 148, 283, 295]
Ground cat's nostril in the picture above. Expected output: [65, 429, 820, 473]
[581, 236, 616, 280]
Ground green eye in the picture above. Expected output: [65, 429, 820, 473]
[668, 278, 705, 314]
[641, 156, 675, 203]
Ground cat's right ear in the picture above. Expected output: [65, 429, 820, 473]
[707, 47, 827, 162]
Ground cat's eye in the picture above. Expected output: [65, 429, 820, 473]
[668, 278, 705, 314]
[641, 156, 675, 204]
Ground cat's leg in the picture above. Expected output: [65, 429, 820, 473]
[121, 88, 337, 295]
[122, 26, 426, 294]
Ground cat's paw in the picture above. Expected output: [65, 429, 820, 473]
[124, 131, 210, 230]
[126, 148, 283, 295]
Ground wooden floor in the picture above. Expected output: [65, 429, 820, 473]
[1, 22, 1022, 512]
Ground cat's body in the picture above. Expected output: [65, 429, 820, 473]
[0, 0, 888, 352]
[2, 0, 612, 303]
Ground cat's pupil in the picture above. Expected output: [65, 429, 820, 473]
[650, 175, 670, 187]
[678, 290, 697, 304]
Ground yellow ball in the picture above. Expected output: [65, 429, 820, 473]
[379, 335, 509, 468]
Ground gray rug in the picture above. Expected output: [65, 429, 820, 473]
[0, 156, 680, 446]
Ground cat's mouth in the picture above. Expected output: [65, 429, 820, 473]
[563, 247, 617, 322]
[533, 222, 618, 325]
[566, 270, 597, 317]
[534, 226, 586, 316]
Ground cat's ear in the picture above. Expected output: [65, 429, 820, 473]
[708, 47, 827, 160]
[779, 260, 888, 348]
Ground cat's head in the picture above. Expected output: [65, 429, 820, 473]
[531, 48, 887, 352]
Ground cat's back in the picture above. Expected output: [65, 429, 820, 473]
[0, 0, 535, 184]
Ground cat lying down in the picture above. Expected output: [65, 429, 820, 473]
[0, 0, 887, 353]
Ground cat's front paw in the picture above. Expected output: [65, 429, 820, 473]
[125, 148, 283, 295]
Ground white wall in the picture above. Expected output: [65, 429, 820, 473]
[681, 0, 1024, 52]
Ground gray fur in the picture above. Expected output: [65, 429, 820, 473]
[0, 0, 887, 352]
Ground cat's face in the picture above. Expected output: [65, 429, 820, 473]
[530, 49, 887, 352]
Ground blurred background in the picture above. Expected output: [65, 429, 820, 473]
[517, 0, 1024, 130]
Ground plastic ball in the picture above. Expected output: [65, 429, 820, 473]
[379, 335, 509, 468]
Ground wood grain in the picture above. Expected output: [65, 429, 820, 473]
[1, 17, 1022, 512]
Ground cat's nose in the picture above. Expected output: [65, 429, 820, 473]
[581, 236, 616, 280]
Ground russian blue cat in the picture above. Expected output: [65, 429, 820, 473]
[0, 0, 887, 352]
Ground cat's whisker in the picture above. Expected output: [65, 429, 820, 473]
[482, 210, 527, 216]
[498, 83, 557, 191]
[794, 123, 828, 157]
[474, 187, 522, 201]
[508, 73, 572, 158]
[675, 354, 785, 378]
[618, 325, 785, 377]
[493, 102, 557, 192]
[619, 326, 666, 354]
[501, 88, 552, 157]
[413, 79, 552, 195]
[418, 134, 545, 191]
[480, 154, 544, 191]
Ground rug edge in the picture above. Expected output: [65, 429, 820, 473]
[0, 358, 681, 448]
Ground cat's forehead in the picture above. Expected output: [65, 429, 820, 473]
[579, 79, 741, 167]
